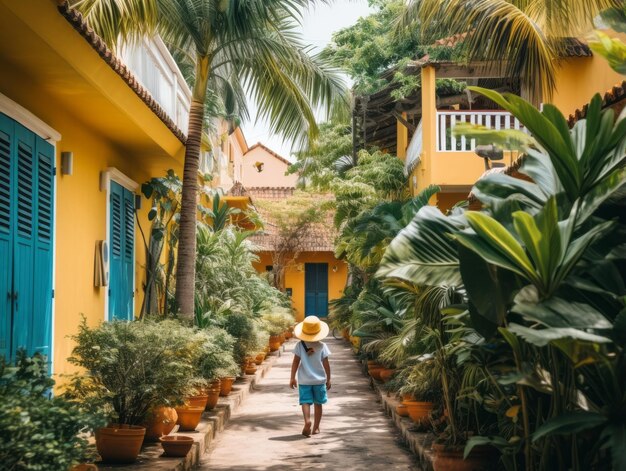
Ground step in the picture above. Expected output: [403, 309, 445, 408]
[97, 341, 292, 471]
[364, 360, 435, 471]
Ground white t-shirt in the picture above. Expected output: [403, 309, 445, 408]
[293, 340, 331, 385]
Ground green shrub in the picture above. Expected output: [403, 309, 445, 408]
[66, 319, 198, 426]
[0, 351, 104, 470]
[262, 308, 295, 336]
[193, 327, 239, 380]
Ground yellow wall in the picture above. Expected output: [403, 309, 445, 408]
[253, 251, 348, 322]
[0, 0, 185, 379]
[551, 37, 626, 117]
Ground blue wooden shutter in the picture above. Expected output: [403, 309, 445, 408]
[12, 124, 36, 354]
[305, 264, 316, 316]
[122, 190, 135, 318]
[316, 264, 329, 317]
[30, 136, 54, 359]
[108, 181, 134, 321]
[0, 115, 13, 359]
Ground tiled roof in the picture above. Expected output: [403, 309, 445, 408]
[247, 187, 296, 199]
[56, 1, 187, 144]
[247, 188, 337, 253]
[431, 34, 591, 58]
[245, 143, 292, 166]
[567, 81, 626, 125]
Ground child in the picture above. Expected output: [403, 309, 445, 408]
[289, 315, 331, 437]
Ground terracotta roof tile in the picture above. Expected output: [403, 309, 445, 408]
[247, 187, 337, 253]
[56, 1, 186, 144]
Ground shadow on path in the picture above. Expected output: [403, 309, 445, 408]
[200, 339, 421, 470]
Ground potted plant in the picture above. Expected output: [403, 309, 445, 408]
[67, 319, 197, 463]
[400, 359, 440, 427]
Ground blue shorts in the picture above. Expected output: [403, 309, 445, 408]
[299, 384, 328, 405]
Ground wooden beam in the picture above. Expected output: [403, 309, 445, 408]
[433, 62, 509, 79]
[393, 111, 416, 133]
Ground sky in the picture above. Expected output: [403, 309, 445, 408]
[240, 0, 374, 161]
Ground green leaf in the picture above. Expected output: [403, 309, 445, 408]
[507, 323, 612, 347]
[378, 206, 464, 287]
[455, 211, 538, 283]
[532, 411, 607, 441]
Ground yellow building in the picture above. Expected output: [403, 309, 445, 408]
[354, 36, 626, 212]
[0, 0, 192, 377]
[224, 143, 348, 322]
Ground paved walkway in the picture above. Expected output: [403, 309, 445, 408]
[201, 338, 420, 470]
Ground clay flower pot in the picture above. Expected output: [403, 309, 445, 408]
[432, 443, 496, 471]
[255, 353, 265, 365]
[206, 386, 221, 410]
[396, 403, 409, 417]
[95, 424, 145, 463]
[368, 365, 384, 381]
[279, 333, 286, 344]
[380, 368, 395, 383]
[245, 364, 258, 375]
[175, 406, 205, 431]
[404, 401, 435, 426]
[269, 335, 281, 352]
[219, 377, 236, 396]
[401, 393, 414, 402]
[144, 406, 178, 441]
[284, 330, 293, 339]
[160, 435, 194, 458]
[186, 394, 209, 409]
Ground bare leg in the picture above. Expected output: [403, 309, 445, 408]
[313, 404, 322, 434]
[301, 404, 312, 436]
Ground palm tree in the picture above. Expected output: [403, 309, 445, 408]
[73, 0, 347, 317]
[399, 0, 619, 104]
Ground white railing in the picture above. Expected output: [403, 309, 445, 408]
[436, 110, 525, 152]
[119, 36, 191, 135]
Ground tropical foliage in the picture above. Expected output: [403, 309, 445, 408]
[400, 0, 619, 103]
[374, 88, 626, 469]
[73, 0, 347, 316]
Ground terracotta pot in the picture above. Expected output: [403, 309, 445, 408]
[404, 401, 434, 425]
[206, 387, 221, 410]
[219, 377, 236, 397]
[432, 443, 496, 471]
[269, 335, 281, 352]
[284, 331, 293, 339]
[369, 366, 383, 381]
[175, 406, 204, 431]
[396, 403, 409, 417]
[245, 364, 258, 375]
[279, 333, 286, 344]
[160, 435, 194, 458]
[380, 368, 395, 383]
[95, 424, 145, 464]
[186, 394, 209, 409]
[255, 353, 265, 365]
[144, 406, 178, 441]
[401, 393, 414, 402]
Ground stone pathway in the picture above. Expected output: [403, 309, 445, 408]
[201, 338, 421, 470]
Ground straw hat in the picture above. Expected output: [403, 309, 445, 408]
[294, 316, 329, 342]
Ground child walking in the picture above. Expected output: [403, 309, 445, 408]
[289, 315, 331, 437]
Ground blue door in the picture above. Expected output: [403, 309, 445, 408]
[108, 181, 135, 321]
[0, 113, 54, 362]
[304, 263, 329, 317]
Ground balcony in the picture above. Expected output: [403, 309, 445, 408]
[437, 110, 525, 152]
[119, 36, 191, 135]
